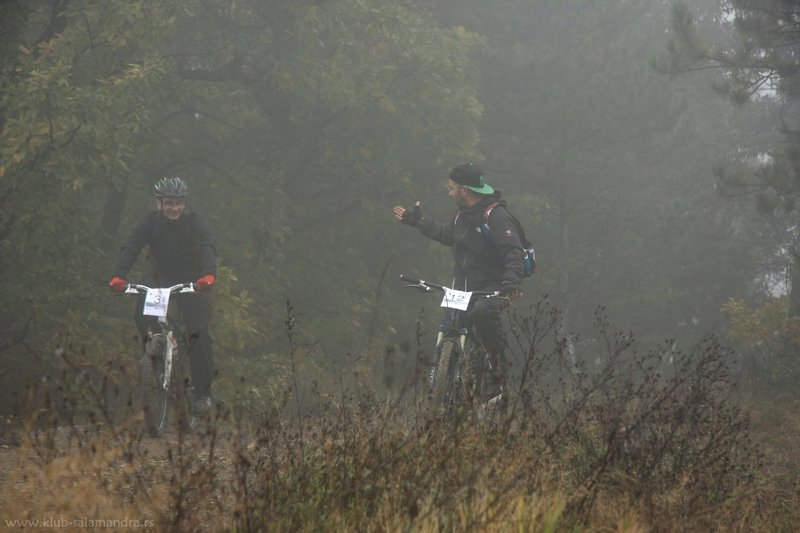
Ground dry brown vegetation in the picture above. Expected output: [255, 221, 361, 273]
[1, 300, 797, 531]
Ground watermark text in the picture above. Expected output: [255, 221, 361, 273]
[4, 516, 154, 529]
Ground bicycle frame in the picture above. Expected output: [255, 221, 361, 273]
[149, 319, 176, 393]
[125, 283, 193, 388]
[123, 282, 196, 436]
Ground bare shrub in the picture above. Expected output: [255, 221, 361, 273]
[0, 298, 774, 531]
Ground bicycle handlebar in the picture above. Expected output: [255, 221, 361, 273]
[124, 283, 196, 295]
[399, 273, 437, 292]
[399, 274, 503, 298]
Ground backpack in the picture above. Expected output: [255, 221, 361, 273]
[480, 202, 537, 277]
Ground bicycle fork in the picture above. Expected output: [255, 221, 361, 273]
[149, 329, 176, 392]
[163, 331, 175, 391]
[429, 329, 468, 386]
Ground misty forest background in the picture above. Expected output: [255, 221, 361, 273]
[9, 0, 800, 529]
[2, 0, 800, 413]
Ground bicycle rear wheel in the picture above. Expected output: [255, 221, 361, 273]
[461, 338, 484, 403]
[432, 338, 463, 410]
[464, 339, 504, 413]
[139, 337, 169, 437]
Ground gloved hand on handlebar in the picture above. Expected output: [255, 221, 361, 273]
[501, 282, 523, 301]
[109, 277, 127, 292]
[393, 202, 422, 227]
[195, 274, 216, 291]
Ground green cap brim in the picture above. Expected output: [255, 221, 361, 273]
[467, 183, 494, 195]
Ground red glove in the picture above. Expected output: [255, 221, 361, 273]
[500, 282, 523, 301]
[196, 274, 215, 291]
[109, 277, 127, 292]
[504, 288, 524, 301]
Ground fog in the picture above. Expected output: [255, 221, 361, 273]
[0, 0, 792, 404]
[1, 0, 794, 395]
[1, 1, 799, 526]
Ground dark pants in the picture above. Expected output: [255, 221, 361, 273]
[466, 297, 507, 387]
[135, 292, 215, 397]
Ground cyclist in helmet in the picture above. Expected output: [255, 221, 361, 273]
[393, 163, 525, 400]
[109, 176, 217, 414]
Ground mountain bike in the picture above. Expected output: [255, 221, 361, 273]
[400, 274, 506, 413]
[123, 282, 198, 437]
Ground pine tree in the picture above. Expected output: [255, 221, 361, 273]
[661, 0, 800, 315]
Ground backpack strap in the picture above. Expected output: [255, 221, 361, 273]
[483, 202, 500, 223]
[481, 202, 532, 249]
[480, 202, 501, 238]
[454, 202, 499, 229]
[458, 201, 530, 246]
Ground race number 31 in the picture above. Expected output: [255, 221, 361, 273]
[143, 288, 170, 317]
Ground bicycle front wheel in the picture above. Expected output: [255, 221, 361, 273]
[432, 338, 463, 409]
[139, 338, 169, 437]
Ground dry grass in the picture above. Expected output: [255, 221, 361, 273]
[0, 388, 792, 532]
[1, 301, 797, 531]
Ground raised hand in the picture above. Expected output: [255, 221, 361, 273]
[393, 201, 422, 226]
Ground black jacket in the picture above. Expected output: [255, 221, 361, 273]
[112, 211, 217, 286]
[416, 195, 525, 291]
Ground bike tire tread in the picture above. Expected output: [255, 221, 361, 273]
[433, 339, 462, 410]
[140, 344, 169, 437]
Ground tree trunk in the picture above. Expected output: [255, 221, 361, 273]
[100, 178, 129, 245]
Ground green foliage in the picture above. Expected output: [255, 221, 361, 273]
[208, 265, 259, 354]
[0, 0, 789, 423]
[0, 0, 182, 367]
[0, 0, 484, 399]
[723, 297, 800, 348]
